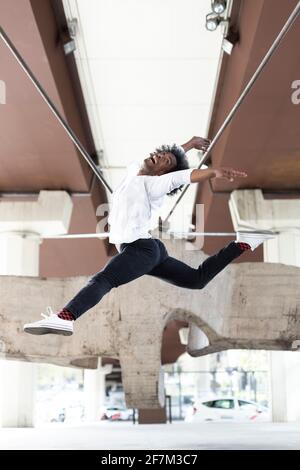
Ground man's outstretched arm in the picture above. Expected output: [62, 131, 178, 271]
[190, 167, 248, 184]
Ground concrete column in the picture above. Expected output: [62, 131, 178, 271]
[185, 355, 211, 402]
[0, 233, 40, 276]
[0, 234, 40, 427]
[229, 189, 300, 422]
[186, 324, 211, 396]
[84, 359, 112, 422]
[0, 191, 73, 427]
[265, 233, 300, 422]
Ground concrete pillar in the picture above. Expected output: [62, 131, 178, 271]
[186, 325, 211, 396]
[138, 408, 167, 424]
[229, 189, 300, 422]
[84, 360, 112, 422]
[194, 356, 211, 397]
[0, 359, 37, 428]
[265, 233, 300, 422]
[0, 233, 40, 276]
[0, 191, 73, 427]
[0, 234, 40, 427]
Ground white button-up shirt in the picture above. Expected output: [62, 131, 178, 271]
[108, 163, 193, 244]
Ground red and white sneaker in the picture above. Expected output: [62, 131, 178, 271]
[23, 306, 73, 336]
[236, 230, 276, 251]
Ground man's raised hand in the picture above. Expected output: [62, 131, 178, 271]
[181, 136, 211, 153]
[192, 136, 211, 152]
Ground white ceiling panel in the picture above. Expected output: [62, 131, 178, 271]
[85, 58, 218, 106]
[74, 0, 222, 59]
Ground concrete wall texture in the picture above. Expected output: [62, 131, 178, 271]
[0, 238, 300, 409]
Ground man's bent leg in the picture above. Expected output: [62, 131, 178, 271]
[24, 240, 162, 335]
[148, 241, 245, 289]
[65, 271, 114, 320]
[65, 241, 161, 319]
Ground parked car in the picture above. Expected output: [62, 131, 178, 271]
[51, 408, 66, 423]
[185, 396, 270, 423]
[101, 406, 134, 421]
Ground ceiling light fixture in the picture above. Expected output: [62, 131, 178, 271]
[205, 12, 229, 32]
[211, 0, 227, 15]
[205, 13, 220, 31]
[63, 39, 76, 55]
[62, 18, 78, 55]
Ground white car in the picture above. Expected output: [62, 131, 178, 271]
[101, 406, 134, 421]
[185, 397, 270, 423]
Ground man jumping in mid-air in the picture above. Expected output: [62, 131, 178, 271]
[24, 136, 275, 336]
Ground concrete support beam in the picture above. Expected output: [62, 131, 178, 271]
[0, 236, 300, 409]
[0, 191, 73, 236]
[229, 189, 300, 233]
[0, 234, 40, 276]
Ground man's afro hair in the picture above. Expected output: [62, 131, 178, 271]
[154, 143, 189, 196]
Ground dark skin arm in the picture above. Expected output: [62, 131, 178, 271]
[190, 167, 247, 183]
[181, 136, 211, 153]
[181, 136, 248, 183]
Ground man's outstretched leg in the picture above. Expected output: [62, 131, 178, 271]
[148, 231, 276, 289]
[23, 239, 163, 336]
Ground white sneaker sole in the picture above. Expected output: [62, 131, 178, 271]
[23, 324, 73, 336]
[237, 230, 276, 251]
[238, 230, 276, 239]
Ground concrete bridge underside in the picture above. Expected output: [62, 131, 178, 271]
[1, 239, 299, 409]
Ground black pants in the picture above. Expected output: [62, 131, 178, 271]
[65, 238, 244, 319]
